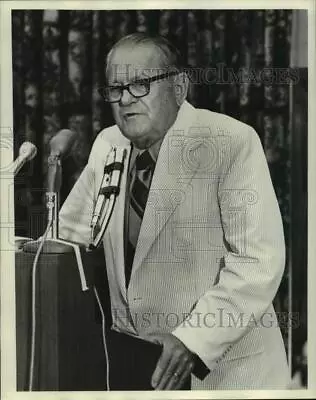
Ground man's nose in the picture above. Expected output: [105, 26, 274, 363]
[120, 88, 137, 105]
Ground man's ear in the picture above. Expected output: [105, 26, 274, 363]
[173, 72, 189, 106]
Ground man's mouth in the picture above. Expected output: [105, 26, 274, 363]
[123, 112, 142, 119]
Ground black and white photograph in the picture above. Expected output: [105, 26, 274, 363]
[0, 1, 314, 398]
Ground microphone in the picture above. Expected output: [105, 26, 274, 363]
[47, 129, 77, 193]
[24, 129, 77, 254]
[14, 142, 37, 249]
[46, 129, 77, 238]
[49, 129, 77, 158]
[89, 147, 127, 249]
[13, 142, 37, 176]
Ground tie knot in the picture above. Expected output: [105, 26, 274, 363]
[135, 150, 155, 171]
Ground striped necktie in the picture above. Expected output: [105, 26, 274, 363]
[125, 150, 156, 287]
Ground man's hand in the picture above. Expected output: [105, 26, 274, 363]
[151, 333, 196, 390]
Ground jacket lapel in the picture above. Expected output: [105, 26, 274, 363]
[131, 101, 198, 274]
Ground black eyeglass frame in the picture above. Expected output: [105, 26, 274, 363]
[98, 70, 180, 103]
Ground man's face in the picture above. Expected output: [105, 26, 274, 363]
[106, 43, 179, 149]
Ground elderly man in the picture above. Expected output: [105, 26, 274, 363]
[59, 33, 290, 390]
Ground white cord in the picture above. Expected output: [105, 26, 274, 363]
[93, 287, 110, 391]
[28, 220, 52, 391]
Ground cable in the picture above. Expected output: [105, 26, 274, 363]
[93, 287, 110, 391]
[28, 220, 52, 391]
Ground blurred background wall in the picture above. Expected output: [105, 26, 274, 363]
[11, 9, 307, 385]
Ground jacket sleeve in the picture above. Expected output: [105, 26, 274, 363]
[172, 126, 286, 370]
[59, 141, 98, 245]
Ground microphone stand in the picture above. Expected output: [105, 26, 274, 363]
[24, 152, 75, 254]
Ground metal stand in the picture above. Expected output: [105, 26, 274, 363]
[23, 154, 75, 254]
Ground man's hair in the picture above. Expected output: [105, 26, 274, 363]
[106, 32, 184, 72]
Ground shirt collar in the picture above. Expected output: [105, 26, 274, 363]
[137, 137, 162, 162]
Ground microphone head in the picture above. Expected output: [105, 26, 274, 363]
[49, 129, 77, 158]
[19, 141, 37, 162]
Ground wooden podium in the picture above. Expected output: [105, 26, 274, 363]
[15, 247, 109, 391]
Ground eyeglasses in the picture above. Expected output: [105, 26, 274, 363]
[98, 71, 179, 103]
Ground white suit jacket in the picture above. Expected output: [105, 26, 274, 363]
[59, 101, 290, 389]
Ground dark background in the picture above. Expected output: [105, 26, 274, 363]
[11, 9, 307, 385]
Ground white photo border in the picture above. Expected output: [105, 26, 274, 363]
[1, 1, 315, 399]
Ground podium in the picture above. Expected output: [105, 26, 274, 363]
[15, 248, 109, 391]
